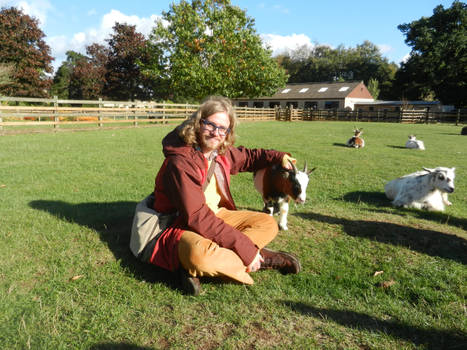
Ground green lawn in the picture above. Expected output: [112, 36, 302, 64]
[1, 121, 466, 349]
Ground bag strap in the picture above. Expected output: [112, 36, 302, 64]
[202, 157, 217, 191]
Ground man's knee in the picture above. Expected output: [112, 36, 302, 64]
[184, 238, 220, 272]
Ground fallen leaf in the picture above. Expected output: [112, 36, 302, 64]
[0, 184, 6, 188]
[373, 271, 384, 277]
[69, 275, 84, 281]
[379, 280, 396, 289]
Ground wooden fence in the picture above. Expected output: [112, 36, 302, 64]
[0, 96, 276, 132]
[275, 106, 466, 124]
[1, 96, 465, 133]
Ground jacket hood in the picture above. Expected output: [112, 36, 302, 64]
[162, 128, 197, 158]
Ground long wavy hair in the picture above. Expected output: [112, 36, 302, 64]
[177, 96, 237, 154]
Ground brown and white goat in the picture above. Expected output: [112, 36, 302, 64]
[254, 161, 316, 230]
[346, 128, 365, 148]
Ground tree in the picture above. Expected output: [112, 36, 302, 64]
[367, 78, 380, 100]
[143, 0, 287, 101]
[104, 23, 154, 101]
[51, 51, 86, 99]
[69, 44, 109, 100]
[0, 63, 13, 87]
[0, 7, 53, 97]
[397, 1, 467, 107]
[280, 41, 397, 99]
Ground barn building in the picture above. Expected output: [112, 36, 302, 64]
[233, 81, 374, 110]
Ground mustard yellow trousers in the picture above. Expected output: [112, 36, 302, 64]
[177, 208, 278, 284]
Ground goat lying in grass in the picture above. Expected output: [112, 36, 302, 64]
[385, 167, 455, 211]
[346, 128, 365, 148]
[405, 135, 425, 150]
[254, 161, 316, 230]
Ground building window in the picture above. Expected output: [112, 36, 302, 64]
[324, 101, 339, 109]
[281, 88, 291, 93]
[338, 86, 349, 92]
[299, 88, 309, 93]
[238, 102, 248, 107]
[253, 102, 264, 108]
[269, 101, 280, 108]
[286, 101, 298, 108]
[304, 101, 318, 110]
[318, 87, 328, 92]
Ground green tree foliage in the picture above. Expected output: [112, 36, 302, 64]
[0, 63, 13, 88]
[278, 41, 398, 99]
[143, 0, 287, 101]
[396, 1, 467, 107]
[0, 7, 53, 97]
[51, 51, 86, 99]
[367, 78, 380, 100]
[103, 23, 155, 101]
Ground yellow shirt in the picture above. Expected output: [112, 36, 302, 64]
[204, 160, 221, 213]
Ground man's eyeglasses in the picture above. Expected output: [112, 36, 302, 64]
[201, 119, 230, 136]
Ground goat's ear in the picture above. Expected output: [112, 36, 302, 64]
[307, 167, 317, 175]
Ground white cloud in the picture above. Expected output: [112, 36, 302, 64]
[261, 33, 313, 56]
[401, 52, 411, 64]
[272, 4, 289, 14]
[47, 9, 162, 72]
[1, 0, 53, 25]
[377, 44, 392, 55]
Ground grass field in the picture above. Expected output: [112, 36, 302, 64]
[0, 121, 466, 349]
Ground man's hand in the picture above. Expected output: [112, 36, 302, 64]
[282, 154, 297, 170]
[246, 250, 264, 273]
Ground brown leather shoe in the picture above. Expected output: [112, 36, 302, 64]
[179, 269, 202, 296]
[260, 248, 301, 274]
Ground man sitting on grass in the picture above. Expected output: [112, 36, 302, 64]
[130, 96, 300, 295]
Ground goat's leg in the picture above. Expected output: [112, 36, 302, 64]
[278, 199, 289, 231]
[442, 192, 452, 206]
[263, 200, 274, 216]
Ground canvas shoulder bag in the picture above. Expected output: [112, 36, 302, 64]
[130, 158, 217, 260]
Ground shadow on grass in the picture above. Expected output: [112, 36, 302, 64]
[280, 301, 467, 349]
[342, 190, 467, 231]
[387, 145, 407, 149]
[89, 343, 152, 350]
[332, 142, 349, 147]
[296, 211, 467, 265]
[29, 200, 179, 291]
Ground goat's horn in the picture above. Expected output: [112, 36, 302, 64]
[289, 159, 298, 173]
[303, 160, 308, 173]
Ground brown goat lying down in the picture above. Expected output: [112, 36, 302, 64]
[254, 161, 315, 230]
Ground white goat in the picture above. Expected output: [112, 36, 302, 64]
[254, 161, 315, 230]
[385, 167, 455, 211]
[405, 135, 425, 150]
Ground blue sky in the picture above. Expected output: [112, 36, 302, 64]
[0, 0, 458, 72]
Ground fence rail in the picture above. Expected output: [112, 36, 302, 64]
[1, 96, 465, 133]
[275, 107, 466, 124]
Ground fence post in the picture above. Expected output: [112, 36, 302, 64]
[133, 102, 138, 127]
[98, 98, 103, 127]
[456, 109, 460, 126]
[53, 95, 59, 129]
